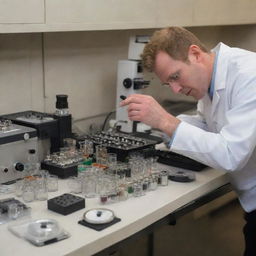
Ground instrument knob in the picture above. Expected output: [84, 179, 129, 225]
[15, 162, 24, 172]
[123, 78, 132, 88]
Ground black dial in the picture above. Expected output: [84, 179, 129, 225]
[15, 162, 24, 172]
[123, 78, 132, 88]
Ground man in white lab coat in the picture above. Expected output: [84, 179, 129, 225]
[120, 27, 256, 256]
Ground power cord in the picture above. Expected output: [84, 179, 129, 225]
[101, 110, 115, 131]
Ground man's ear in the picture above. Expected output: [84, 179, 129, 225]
[188, 44, 202, 63]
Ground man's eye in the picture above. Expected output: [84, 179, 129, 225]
[170, 73, 179, 81]
[162, 72, 180, 86]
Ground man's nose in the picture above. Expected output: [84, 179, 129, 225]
[170, 83, 182, 94]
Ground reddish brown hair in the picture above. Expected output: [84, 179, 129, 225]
[141, 27, 209, 72]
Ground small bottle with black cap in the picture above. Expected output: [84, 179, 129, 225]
[25, 149, 39, 176]
[55, 94, 69, 116]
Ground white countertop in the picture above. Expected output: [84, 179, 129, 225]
[0, 165, 229, 256]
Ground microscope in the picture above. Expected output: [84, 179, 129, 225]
[115, 35, 151, 133]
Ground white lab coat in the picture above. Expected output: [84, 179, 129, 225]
[171, 43, 256, 212]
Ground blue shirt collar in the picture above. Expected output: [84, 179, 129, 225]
[209, 52, 218, 100]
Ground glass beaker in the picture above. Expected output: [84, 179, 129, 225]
[35, 176, 48, 201]
[47, 175, 58, 192]
[67, 176, 82, 194]
[82, 167, 98, 198]
[107, 153, 117, 169]
[8, 203, 22, 220]
[15, 179, 24, 197]
[22, 180, 35, 202]
[95, 145, 108, 165]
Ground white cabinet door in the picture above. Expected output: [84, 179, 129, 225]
[1, 0, 256, 34]
[0, 0, 44, 24]
[156, 0, 194, 27]
[193, 0, 256, 25]
[46, 0, 157, 30]
[156, 0, 256, 28]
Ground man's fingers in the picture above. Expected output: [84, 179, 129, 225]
[128, 111, 141, 121]
[128, 109, 140, 116]
[127, 103, 141, 112]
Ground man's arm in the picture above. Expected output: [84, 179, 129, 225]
[120, 94, 181, 136]
[171, 77, 256, 171]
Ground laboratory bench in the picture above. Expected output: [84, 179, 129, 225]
[0, 164, 230, 256]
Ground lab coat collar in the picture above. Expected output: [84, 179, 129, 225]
[211, 42, 230, 91]
[210, 42, 231, 117]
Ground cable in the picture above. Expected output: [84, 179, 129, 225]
[101, 110, 115, 131]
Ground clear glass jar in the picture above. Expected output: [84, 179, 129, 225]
[149, 175, 158, 191]
[22, 180, 35, 202]
[82, 167, 98, 198]
[35, 177, 48, 201]
[25, 149, 39, 176]
[133, 182, 143, 197]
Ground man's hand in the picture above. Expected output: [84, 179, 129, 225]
[120, 94, 180, 136]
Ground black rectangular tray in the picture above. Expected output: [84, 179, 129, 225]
[48, 193, 85, 215]
[41, 161, 78, 178]
[142, 148, 207, 172]
[2, 111, 58, 139]
[156, 150, 208, 171]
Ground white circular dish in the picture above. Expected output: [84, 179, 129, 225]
[83, 208, 115, 224]
[27, 219, 60, 238]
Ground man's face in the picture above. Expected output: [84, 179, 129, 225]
[154, 50, 210, 100]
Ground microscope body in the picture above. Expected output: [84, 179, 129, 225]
[115, 36, 151, 133]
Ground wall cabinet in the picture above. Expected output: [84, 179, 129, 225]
[193, 0, 256, 26]
[0, 0, 44, 24]
[0, 0, 256, 33]
[156, 0, 195, 27]
[46, 0, 157, 30]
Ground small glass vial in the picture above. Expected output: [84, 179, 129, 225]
[149, 175, 158, 191]
[22, 181, 35, 202]
[133, 182, 143, 197]
[35, 186, 48, 201]
[142, 178, 149, 192]
[118, 185, 128, 201]
[154, 171, 162, 185]
[100, 194, 109, 204]
[26, 149, 38, 176]
[109, 192, 119, 203]
[160, 171, 169, 186]
[8, 203, 22, 220]
[126, 180, 134, 197]
[15, 179, 24, 197]
[47, 175, 59, 192]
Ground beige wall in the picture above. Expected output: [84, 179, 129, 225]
[0, 33, 44, 113]
[0, 25, 256, 132]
